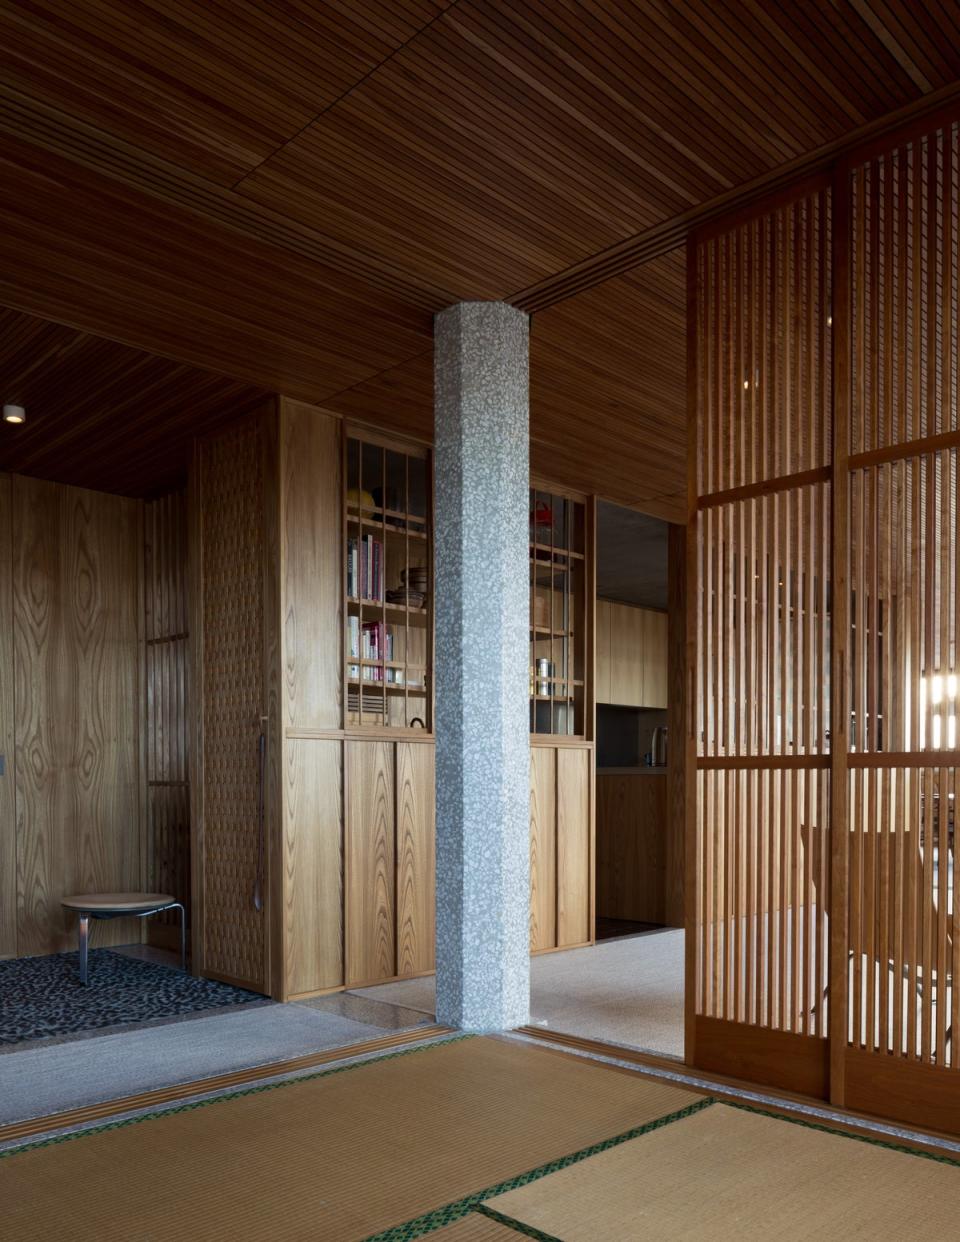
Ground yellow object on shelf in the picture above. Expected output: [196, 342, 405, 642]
[346, 487, 377, 509]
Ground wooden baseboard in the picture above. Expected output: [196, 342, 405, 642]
[0, 1024, 450, 1148]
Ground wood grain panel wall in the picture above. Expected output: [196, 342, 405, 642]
[279, 399, 341, 733]
[0, 476, 16, 958]
[194, 412, 270, 991]
[143, 490, 190, 946]
[12, 475, 142, 955]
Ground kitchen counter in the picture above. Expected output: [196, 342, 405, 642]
[597, 766, 667, 775]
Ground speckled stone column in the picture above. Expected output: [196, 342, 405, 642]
[434, 301, 530, 1031]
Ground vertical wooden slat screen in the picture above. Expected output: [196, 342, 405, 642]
[691, 184, 833, 1096]
[840, 118, 960, 1131]
[691, 103, 960, 1128]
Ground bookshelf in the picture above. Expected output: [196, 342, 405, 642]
[530, 486, 587, 736]
[344, 431, 432, 729]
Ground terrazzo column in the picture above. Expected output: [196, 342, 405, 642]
[433, 301, 531, 1031]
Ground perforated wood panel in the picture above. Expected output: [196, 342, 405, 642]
[144, 491, 190, 941]
[198, 417, 267, 991]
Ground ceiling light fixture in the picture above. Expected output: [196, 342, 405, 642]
[3, 404, 26, 424]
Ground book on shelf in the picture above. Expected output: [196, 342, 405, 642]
[346, 534, 383, 602]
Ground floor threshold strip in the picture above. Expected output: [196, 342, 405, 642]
[509, 1029, 960, 1158]
[0, 1024, 453, 1151]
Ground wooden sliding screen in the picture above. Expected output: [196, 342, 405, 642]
[690, 182, 834, 1097]
[837, 116, 960, 1132]
[690, 106, 960, 1128]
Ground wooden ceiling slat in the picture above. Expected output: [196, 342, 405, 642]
[3, 2, 960, 507]
[0, 0, 445, 185]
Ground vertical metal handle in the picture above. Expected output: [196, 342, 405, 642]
[254, 727, 266, 912]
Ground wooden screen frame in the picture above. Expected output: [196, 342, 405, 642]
[686, 103, 960, 1130]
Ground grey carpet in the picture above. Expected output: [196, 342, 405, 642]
[0, 1001, 423, 1125]
[352, 929, 686, 1057]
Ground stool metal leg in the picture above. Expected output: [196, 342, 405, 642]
[79, 913, 90, 985]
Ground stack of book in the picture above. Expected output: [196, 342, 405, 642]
[346, 534, 384, 601]
[347, 618, 393, 680]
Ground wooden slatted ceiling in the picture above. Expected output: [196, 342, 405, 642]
[2, 1, 959, 309]
[0, 1, 450, 187]
[0, 309, 268, 496]
[325, 252, 687, 520]
[2, 4, 960, 503]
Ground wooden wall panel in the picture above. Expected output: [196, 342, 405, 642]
[283, 738, 343, 997]
[197, 415, 268, 990]
[396, 741, 435, 977]
[596, 772, 667, 926]
[143, 491, 190, 946]
[279, 400, 341, 733]
[345, 739, 395, 986]
[0, 475, 16, 958]
[557, 746, 591, 947]
[529, 745, 557, 952]
[12, 475, 141, 954]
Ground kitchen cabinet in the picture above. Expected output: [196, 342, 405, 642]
[595, 599, 668, 709]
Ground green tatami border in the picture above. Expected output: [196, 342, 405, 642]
[364, 1095, 717, 1241]
[475, 1203, 565, 1241]
[724, 1099, 960, 1170]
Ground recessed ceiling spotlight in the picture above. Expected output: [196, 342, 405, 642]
[3, 404, 26, 424]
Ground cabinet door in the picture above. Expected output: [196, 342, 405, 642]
[609, 602, 644, 706]
[640, 609, 669, 708]
[595, 599, 612, 704]
[396, 742, 435, 976]
[345, 740, 395, 985]
[557, 747, 591, 946]
[283, 738, 343, 996]
[530, 746, 557, 951]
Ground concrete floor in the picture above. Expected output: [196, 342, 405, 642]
[355, 929, 686, 1058]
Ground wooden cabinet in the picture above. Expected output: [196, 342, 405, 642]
[193, 405, 595, 999]
[595, 600, 668, 708]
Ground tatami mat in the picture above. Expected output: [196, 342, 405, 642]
[487, 1100, 960, 1241]
[0, 1035, 702, 1242]
[429, 1212, 530, 1240]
